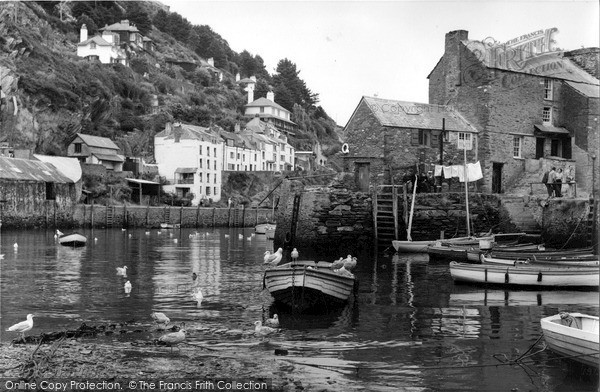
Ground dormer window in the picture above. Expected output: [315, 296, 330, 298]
[544, 79, 553, 100]
[90, 42, 96, 49]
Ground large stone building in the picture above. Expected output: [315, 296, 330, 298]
[428, 29, 599, 194]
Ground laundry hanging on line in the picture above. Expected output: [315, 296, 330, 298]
[434, 161, 483, 183]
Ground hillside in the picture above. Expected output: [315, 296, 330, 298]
[0, 1, 342, 163]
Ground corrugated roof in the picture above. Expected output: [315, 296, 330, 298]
[92, 153, 124, 162]
[33, 155, 82, 182]
[565, 81, 600, 98]
[0, 157, 72, 183]
[357, 96, 478, 133]
[245, 97, 290, 113]
[463, 40, 600, 86]
[76, 133, 119, 150]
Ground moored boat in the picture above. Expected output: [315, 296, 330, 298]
[449, 261, 599, 288]
[480, 253, 599, 267]
[160, 223, 180, 229]
[265, 226, 276, 240]
[392, 239, 436, 253]
[263, 260, 357, 312]
[58, 232, 87, 247]
[540, 312, 599, 367]
[255, 223, 276, 235]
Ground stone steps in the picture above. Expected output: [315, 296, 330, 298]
[499, 196, 541, 234]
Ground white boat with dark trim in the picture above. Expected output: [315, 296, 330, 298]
[480, 253, 599, 267]
[263, 260, 356, 312]
[255, 223, 276, 235]
[58, 232, 87, 247]
[449, 261, 599, 288]
[540, 312, 599, 367]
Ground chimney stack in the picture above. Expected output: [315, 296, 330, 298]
[80, 24, 88, 42]
[208, 57, 214, 67]
[235, 73, 240, 82]
[266, 91, 275, 102]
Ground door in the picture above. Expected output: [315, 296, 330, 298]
[356, 163, 370, 192]
[535, 138, 544, 159]
[492, 162, 503, 193]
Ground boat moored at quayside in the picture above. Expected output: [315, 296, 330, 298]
[449, 261, 599, 288]
[541, 312, 599, 368]
[480, 253, 599, 267]
[263, 260, 357, 312]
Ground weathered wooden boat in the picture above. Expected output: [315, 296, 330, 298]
[478, 247, 595, 262]
[255, 223, 276, 234]
[449, 261, 599, 288]
[465, 243, 545, 262]
[58, 232, 87, 247]
[263, 260, 357, 312]
[480, 253, 599, 267]
[541, 312, 599, 367]
[392, 239, 436, 253]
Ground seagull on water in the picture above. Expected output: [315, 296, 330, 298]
[124, 280, 132, 294]
[291, 248, 299, 262]
[254, 320, 279, 336]
[263, 248, 283, 266]
[116, 266, 128, 276]
[151, 312, 170, 330]
[238, 234, 244, 240]
[158, 323, 187, 352]
[6, 314, 34, 343]
[265, 314, 280, 328]
[192, 287, 203, 307]
[13, 242, 18, 249]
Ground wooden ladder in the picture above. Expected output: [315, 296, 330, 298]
[374, 185, 399, 248]
[587, 197, 596, 248]
[163, 207, 171, 224]
[105, 206, 114, 228]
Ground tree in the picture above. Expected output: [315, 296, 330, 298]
[272, 59, 318, 111]
[125, 2, 152, 35]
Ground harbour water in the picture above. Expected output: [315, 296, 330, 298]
[0, 228, 598, 391]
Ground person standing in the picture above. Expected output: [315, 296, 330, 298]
[554, 168, 563, 197]
[547, 167, 557, 197]
[565, 166, 575, 198]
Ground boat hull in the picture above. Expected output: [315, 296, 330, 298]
[541, 313, 599, 367]
[255, 223, 276, 234]
[480, 254, 599, 267]
[263, 261, 356, 312]
[449, 261, 599, 288]
[59, 233, 87, 247]
[392, 240, 435, 253]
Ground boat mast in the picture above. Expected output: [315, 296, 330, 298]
[407, 175, 418, 241]
[464, 136, 471, 237]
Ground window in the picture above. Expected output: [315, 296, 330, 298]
[237, 153, 240, 159]
[74, 143, 82, 153]
[214, 187, 218, 195]
[544, 79, 553, 100]
[46, 182, 55, 200]
[513, 136, 523, 158]
[262, 152, 265, 159]
[254, 154, 257, 161]
[206, 187, 211, 196]
[199, 160, 202, 168]
[418, 130, 430, 146]
[214, 148, 217, 156]
[206, 147, 210, 156]
[213, 161, 216, 170]
[207, 173, 210, 182]
[90, 42, 96, 49]
[542, 107, 552, 123]
[199, 146, 202, 155]
[458, 132, 472, 150]
[198, 173, 203, 182]
[230, 152, 234, 159]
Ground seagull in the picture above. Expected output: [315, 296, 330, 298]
[192, 287, 203, 307]
[116, 266, 128, 276]
[174, 238, 178, 244]
[238, 234, 244, 240]
[263, 251, 272, 263]
[151, 312, 170, 330]
[124, 280, 132, 294]
[291, 248, 299, 262]
[94, 237, 98, 242]
[128, 234, 132, 239]
[331, 257, 345, 270]
[13, 242, 18, 249]
[264, 248, 283, 266]
[344, 256, 357, 271]
[145, 231, 150, 236]
[158, 323, 187, 352]
[54, 229, 64, 239]
[254, 320, 279, 336]
[121, 228, 127, 232]
[6, 314, 34, 343]
[265, 314, 280, 328]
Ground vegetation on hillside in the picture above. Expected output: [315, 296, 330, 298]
[0, 1, 342, 160]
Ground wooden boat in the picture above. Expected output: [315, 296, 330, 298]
[263, 260, 356, 312]
[541, 312, 599, 367]
[480, 253, 599, 267]
[265, 226, 276, 240]
[58, 232, 87, 247]
[449, 261, 599, 288]
[255, 223, 276, 235]
[160, 223, 180, 229]
[392, 239, 436, 253]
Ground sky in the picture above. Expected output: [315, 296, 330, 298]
[161, 0, 599, 127]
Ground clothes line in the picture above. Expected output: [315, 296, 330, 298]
[434, 161, 483, 183]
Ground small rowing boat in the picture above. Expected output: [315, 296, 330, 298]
[58, 232, 87, 247]
[541, 312, 599, 367]
[480, 253, 599, 267]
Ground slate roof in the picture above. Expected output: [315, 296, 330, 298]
[92, 153, 124, 162]
[245, 97, 290, 113]
[76, 133, 120, 150]
[0, 157, 72, 183]
[77, 35, 113, 47]
[155, 123, 218, 142]
[99, 20, 139, 33]
[565, 81, 600, 98]
[353, 96, 479, 133]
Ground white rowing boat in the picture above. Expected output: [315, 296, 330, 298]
[541, 312, 599, 367]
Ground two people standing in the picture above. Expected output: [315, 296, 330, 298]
[543, 167, 564, 198]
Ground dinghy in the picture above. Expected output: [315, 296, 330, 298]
[541, 312, 599, 367]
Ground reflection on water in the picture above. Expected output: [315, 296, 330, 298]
[0, 228, 598, 391]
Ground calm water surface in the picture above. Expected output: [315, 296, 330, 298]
[1, 228, 598, 391]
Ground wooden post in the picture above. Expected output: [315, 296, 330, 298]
[124, 203, 127, 228]
[373, 188, 378, 241]
[53, 201, 57, 229]
[242, 204, 246, 227]
[146, 204, 150, 227]
[403, 183, 408, 227]
[392, 185, 398, 240]
[227, 205, 231, 227]
[180, 206, 183, 227]
[212, 208, 216, 228]
[255, 206, 258, 226]
[91, 201, 94, 228]
[196, 203, 201, 228]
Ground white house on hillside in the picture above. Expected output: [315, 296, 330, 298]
[220, 130, 264, 171]
[154, 123, 223, 204]
[244, 91, 298, 134]
[76, 24, 127, 64]
[243, 118, 295, 171]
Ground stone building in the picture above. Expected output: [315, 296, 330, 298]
[342, 96, 478, 191]
[428, 29, 599, 195]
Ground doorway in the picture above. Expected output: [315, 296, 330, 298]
[355, 162, 370, 192]
[536, 138, 544, 159]
[492, 162, 503, 193]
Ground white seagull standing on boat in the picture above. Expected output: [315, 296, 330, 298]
[254, 320, 279, 336]
[6, 314, 34, 342]
[54, 229, 64, 239]
[344, 256, 357, 271]
[265, 314, 280, 328]
[263, 251, 272, 263]
[291, 248, 299, 262]
[151, 312, 170, 330]
[116, 266, 128, 276]
[158, 323, 187, 352]
[331, 257, 345, 270]
[264, 248, 283, 266]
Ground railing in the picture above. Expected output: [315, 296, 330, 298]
[177, 179, 194, 184]
[529, 181, 576, 197]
